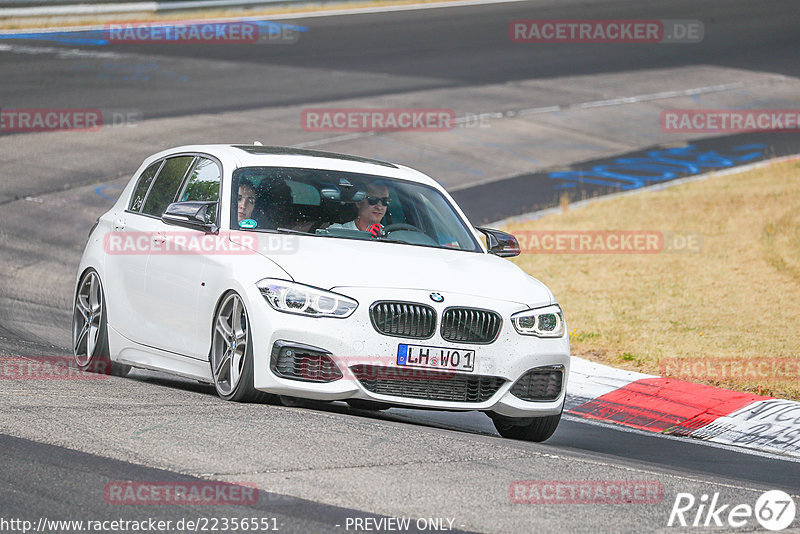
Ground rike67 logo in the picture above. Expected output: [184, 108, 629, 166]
[668, 490, 796, 531]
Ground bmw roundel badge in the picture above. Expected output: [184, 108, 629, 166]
[429, 292, 444, 303]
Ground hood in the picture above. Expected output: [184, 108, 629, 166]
[234, 233, 554, 308]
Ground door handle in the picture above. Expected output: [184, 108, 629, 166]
[112, 217, 126, 231]
[152, 231, 166, 245]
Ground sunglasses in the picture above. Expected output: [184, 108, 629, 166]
[366, 196, 391, 206]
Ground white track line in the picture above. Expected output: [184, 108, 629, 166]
[515, 82, 753, 116]
[0, 0, 532, 33]
[0, 42, 125, 58]
[290, 81, 778, 153]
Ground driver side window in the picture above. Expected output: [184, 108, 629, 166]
[141, 156, 195, 217]
[178, 157, 222, 224]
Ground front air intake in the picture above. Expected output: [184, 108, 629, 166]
[509, 365, 564, 401]
[350, 365, 504, 403]
[270, 341, 342, 382]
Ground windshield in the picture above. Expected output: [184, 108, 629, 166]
[230, 167, 482, 252]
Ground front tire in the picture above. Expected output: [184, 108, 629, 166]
[346, 399, 392, 411]
[72, 269, 130, 377]
[489, 405, 563, 442]
[210, 292, 268, 403]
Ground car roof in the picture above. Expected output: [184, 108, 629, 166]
[231, 145, 397, 168]
[143, 144, 439, 188]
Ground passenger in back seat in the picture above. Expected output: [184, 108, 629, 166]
[249, 179, 294, 229]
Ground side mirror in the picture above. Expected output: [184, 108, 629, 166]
[162, 201, 218, 233]
[476, 227, 520, 257]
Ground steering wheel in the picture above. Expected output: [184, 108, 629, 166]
[382, 223, 424, 234]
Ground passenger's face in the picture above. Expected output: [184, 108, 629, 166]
[357, 185, 389, 226]
[238, 184, 256, 220]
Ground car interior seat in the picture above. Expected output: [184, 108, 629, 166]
[253, 179, 294, 229]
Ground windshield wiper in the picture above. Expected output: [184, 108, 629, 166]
[275, 227, 317, 236]
[270, 228, 431, 248]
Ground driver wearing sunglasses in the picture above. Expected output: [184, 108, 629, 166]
[328, 182, 391, 231]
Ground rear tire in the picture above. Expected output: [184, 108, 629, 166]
[210, 291, 269, 403]
[72, 269, 130, 377]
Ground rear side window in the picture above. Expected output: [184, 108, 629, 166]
[141, 156, 195, 217]
[128, 160, 163, 212]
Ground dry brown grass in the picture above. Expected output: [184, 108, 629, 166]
[505, 158, 800, 400]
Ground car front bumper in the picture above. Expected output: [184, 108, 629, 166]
[247, 286, 570, 418]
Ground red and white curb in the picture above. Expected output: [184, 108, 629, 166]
[566, 356, 800, 459]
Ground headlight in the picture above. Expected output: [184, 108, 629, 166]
[511, 304, 565, 337]
[257, 279, 358, 318]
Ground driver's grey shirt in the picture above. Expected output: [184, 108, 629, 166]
[327, 220, 358, 230]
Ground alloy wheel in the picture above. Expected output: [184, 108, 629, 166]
[73, 271, 103, 367]
[212, 293, 249, 396]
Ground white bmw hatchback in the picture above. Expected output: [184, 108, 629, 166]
[73, 144, 570, 441]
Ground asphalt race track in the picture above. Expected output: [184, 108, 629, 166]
[1, 0, 800, 532]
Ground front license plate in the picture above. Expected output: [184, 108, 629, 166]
[397, 344, 475, 372]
